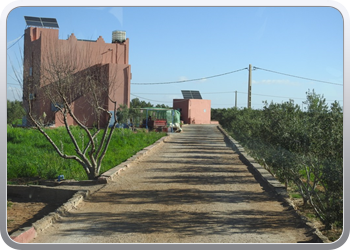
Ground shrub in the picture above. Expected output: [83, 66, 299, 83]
[212, 90, 343, 229]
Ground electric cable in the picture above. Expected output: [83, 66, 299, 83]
[131, 91, 342, 106]
[7, 34, 24, 50]
[131, 67, 248, 85]
[254, 66, 342, 86]
[7, 82, 22, 86]
[130, 93, 172, 103]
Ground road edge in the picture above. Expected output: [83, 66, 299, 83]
[8, 134, 170, 244]
[216, 125, 331, 243]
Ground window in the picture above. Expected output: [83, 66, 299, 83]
[29, 93, 36, 100]
[51, 103, 63, 112]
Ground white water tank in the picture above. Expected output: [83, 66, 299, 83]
[112, 30, 126, 43]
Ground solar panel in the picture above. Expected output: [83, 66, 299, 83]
[25, 16, 41, 21]
[24, 16, 59, 28]
[191, 91, 202, 99]
[181, 90, 192, 99]
[24, 16, 41, 27]
[181, 90, 202, 99]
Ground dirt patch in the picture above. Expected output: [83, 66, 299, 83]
[7, 200, 62, 235]
[290, 198, 342, 242]
[6, 184, 80, 236]
[6, 182, 104, 239]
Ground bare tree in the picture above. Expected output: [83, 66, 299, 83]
[15, 34, 123, 180]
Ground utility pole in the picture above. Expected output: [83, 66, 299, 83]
[235, 90, 237, 108]
[248, 64, 252, 109]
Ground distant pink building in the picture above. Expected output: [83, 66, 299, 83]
[173, 99, 211, 124]
[23, 25, 131, 127]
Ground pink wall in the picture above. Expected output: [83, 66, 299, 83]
[23, 27, 131, 128]
[173, 99, 211, 124]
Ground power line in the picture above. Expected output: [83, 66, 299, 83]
[7, 34, 24, 50]
[131, 93, 209, 104]
[132, 92, 179, 95]
[254, 66, 343, 86]
[239, 91, 342, 102]
[131, 65, 341, 87]
[131, 91, 342, 106]
[7, 82, 22, 86]
[132, 91, 306, 100]
[247, 92, 305, 100]
[130, 93, 172, 103]
[131, 67, 248, 85]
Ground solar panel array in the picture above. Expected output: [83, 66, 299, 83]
[24, 16, 59, 28]
[181, 90, 202, 99]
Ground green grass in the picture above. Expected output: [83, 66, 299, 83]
[306, 213, 316, 219]
[290, 193, 303, 199]
[7, 201, 13, 208]
[7, 125, 166, 181]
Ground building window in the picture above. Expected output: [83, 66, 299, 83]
[29, 67, 33, 76]
[29, 93, 36, 100]
[51, 103, 63, 112]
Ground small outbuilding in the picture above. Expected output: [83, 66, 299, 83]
[173, 90, 211, 125]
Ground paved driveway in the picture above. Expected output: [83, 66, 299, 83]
[32, 125, 313, 243]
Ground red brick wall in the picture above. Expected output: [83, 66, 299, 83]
[23, 27, 131, 127]
[173, 99, 211, 124]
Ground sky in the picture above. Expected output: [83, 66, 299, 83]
[6, 6, 344, 110]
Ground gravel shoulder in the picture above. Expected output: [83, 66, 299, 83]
[31, 125, 314, 243]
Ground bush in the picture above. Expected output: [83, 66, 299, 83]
[212, 90, 343, 229]
[7, 100, 25, 125]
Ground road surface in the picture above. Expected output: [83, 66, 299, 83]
[32, 125, 313, 243]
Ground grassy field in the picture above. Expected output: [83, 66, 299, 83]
[7, 125, 166, 181]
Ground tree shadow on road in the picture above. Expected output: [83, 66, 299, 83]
[56, 208, 309, 241]
[86, 188, 276, 205]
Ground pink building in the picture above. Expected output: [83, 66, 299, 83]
[23, 23, 131, 127]
[173, 99, 211, 124]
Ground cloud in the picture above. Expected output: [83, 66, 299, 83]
[179, 76, 188, 82]
[109, 7, 123, 27]
[7, 35, 23, 46]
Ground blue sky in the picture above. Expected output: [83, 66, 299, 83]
[6, 6, 344, 109]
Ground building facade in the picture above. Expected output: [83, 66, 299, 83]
[173, 99, 211, 124]
[23, 26, 131, 127]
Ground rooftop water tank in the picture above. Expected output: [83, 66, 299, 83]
[112, 30, 126, 43]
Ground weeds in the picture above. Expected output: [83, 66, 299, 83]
[7, 125, 166, 181]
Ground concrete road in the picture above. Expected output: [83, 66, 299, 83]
[32, 125, 313, 243]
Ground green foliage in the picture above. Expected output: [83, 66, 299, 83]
[7, 100, 25, 125]
[117, 104, 130, 124]
[129, 97, 170, 109]
[120, 98, 171, 126]
[212, 89, 343, 229]
[7, 126, 166, 181]
[7, 201, 13, 208]
[155, 103, 171, 108]
[130, 98, 153, 108]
